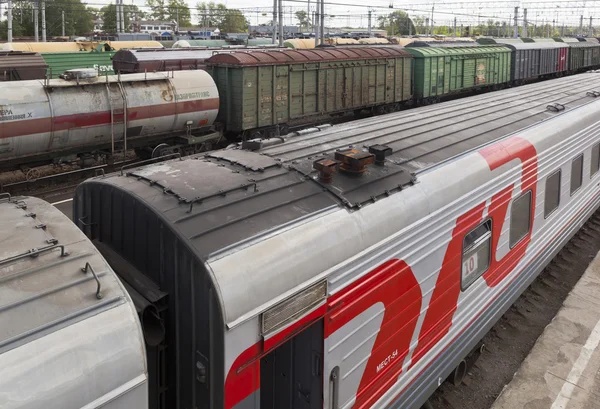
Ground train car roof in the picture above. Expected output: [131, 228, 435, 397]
[0, 51, 48, 80]
[405, 45, 510, 56]
[77, 72, 600, 326]
[0, 195, 146, 407]
[206, 47, 412, 65]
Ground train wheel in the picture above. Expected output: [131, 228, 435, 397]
[151, 143, 171, 159]
[25, 168, 41, 182]
[249, 130, 263, 139]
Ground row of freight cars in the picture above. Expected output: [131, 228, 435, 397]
[3, 40, 600, 169]
[0, 40, 164, 79]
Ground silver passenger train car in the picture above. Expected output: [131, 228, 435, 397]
[0, 194, 147, 409]
[72, 72, 600, 409]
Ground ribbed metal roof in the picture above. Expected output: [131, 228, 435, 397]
[206, 47, 412, 65]
[0, 51, 47, 80]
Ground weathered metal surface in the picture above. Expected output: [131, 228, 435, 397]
[405, 46, 512, 99]
[41, 51, 117, 77]
[567, 41, 600, 71]
[208, 47, 413, 133]
[0, 51, 47, 81]
[0, 70, 219, 166]
[0, 195, 147, 409]
[485, 42, 571, 80]
[207, 47, 412, 65]
[112, 47, 287, 74]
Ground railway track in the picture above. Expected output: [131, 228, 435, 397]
[428, 210, 600, 409]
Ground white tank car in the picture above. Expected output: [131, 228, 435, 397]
[0, 70, 219, 166]
[0, 194, 148, 409]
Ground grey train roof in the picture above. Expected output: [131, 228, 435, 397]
[0, 195, 146, 408]
[82, 72, 600, 260]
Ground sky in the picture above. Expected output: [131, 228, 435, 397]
[1, 0, 598, 29]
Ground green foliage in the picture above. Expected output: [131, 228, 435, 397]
[168, 0, 192, 27]
[377, 10, 416, 36]
[195, 2, 249, 32]
[295, 10, 309, 31]
[3, 0, 95, 37]
[146, 0, 167, 21]
[100, 4, 144, 33]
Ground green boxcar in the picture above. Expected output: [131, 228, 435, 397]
[207, 48, 413, 135]
[404, 46, 512, 100]
[41, 51, 116, 78]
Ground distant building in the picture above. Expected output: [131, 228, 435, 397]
[136, 20, 177, 35]
[93, 16, 104, 33]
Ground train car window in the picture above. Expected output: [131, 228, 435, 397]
[510, 191, 532, 248]
[544, 170, 561, 219]
[591, 143, 600, 177]
[571, 154, 584, 195]
[461, 219, 492, 290]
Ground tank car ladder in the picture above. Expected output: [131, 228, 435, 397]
[107, 78, 128, 157]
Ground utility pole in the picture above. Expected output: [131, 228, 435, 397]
[580, 15, 583, 36]
[6, 0, 12, 43]
[513, 6, 518, 38]
[116, 0, 121, 33]
[590, 16, 593, 37]
[278, 0, 283, 46]
[314, 0, 319, 46]
[425, 17, 429, 36]
[453, 17, 456, 37]
[320, 0, 324, 45]
[522, 8, 527, 38]
[33, 1, 39, 42]
[61, 10, 65, 36]
[368, 10, 372, 37]
[41, 0, 46, 42]
[307, 0, 310, 32]
[430, 5, 434, 35]
[121, 0, 126, 33]
[272, 0, 277, 44]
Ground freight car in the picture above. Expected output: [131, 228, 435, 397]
[0, 51, 47, 80]
[41, 50, 117, 78]
[112, 47, 288, 74]
[475, 39, 569, 82]
[0, 70, 219, 168]
[206, 47, 413, 138]
[72, 72, 600, 409]
[404, 46, 512, 102]
[0, 194, 147, 409]
[0, 40, 164, 52]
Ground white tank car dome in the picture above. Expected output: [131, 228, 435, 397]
[0, 195, 148, 409]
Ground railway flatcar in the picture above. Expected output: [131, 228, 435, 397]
[73, 72, 600, 409]
[0, 70, 219, 168]
[0, 194, 147, 408]
[403, 46, 512, 102]
[206, 47, 413, 138]
[0, 51, 47, 80]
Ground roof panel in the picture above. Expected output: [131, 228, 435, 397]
[206, 47, 412, 65]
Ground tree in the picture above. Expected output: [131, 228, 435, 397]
[146, 0, 167, 21]
[101, 4, 144, 33]
[195, 2, 249, 32]
[220, 9, 249, 33]
[196, 2, 227, 27]
[168, 0, 191, 28]
[295, 10, 309, 31]
[4, 0, 94, 37]
[377, 10, 415, 36]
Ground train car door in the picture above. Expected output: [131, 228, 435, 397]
[260, 320, 324, 409]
